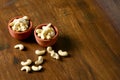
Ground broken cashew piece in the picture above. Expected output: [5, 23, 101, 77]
[35, 50, 46, 56]
[58, 50, 68, 57]
[14, 44, 24, 50]
[21, 66, 31, 73]
[35, 56, 44, 65]
[31, 65, 42, 71]
[21, 59, 32, 66]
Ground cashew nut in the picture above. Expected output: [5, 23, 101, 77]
[46, 23, 52, 28]
[35, 49, 46, 56]
[14, 44, 24, 50]
[22, 16, 29, 20]
[31, 65, 43, 71]
[47, 46, 52, 53]
[21, 66, 31, 73]
[36, 29, 42, 34]
[50, 51, 59, 59]
[9, 16, 29, 32]
[35, 56, 44, 65]
[21, 59, 32, 66]
[36, 23, 55, 40]
[58, 50, 68, 56]
[47, 46, 59, 59]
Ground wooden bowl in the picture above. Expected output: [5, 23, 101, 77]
[34, 23, 58, 47]
[8, 16, 33, 40]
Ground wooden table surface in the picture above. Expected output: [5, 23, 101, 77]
[0, 0, 120, 80]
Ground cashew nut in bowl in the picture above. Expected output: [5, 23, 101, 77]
[35, 56, 44, 65]
[31, 65, 43, 71]
[21, 59, 32, 66]
[21, 66, 31, 73]
[36, 29, 42, 34]
[58, 50, 68, 57]
[36, 23, 56, 40]
[35, 50, 46, 56]
[9, 16, 29, 32]
[14, 44, 24, 50]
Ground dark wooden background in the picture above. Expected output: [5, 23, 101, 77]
[0, 0, 120, 80]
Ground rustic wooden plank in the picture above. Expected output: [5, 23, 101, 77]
[0, 0, 120, 80]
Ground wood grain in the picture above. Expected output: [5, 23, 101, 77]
[0, 0, 120, 80]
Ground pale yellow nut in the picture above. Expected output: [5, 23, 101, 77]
[58, 50, 68, 57]
[12, 19, 18, 24]
[21, 66, 31, 73]
[35, 56, 44, 65]
[20, 26, 27, 31]
[46, 46, 52, 53]
[35, 50, 46, 56]
[37, 33, 41, 37]
[50, 31, 55, 37]
[46, 35, 51, 40]
[10, 16, 29, 32]
[41, 34, 45, 39]
[46, 23, 52, 28]
[9, 22, 14, 26]
[40, 23, 55, 40]
[36, 29, 42, 34]
[42, 26, 47, 30]
[18, 18, 25, 23]
[11, 26, 17, 31]
[14, 44, 24, 50]
[21, 59, 32, 66]
[22, 16, 29, 20]
[41, 28, 50, 39]
[50, 51, 59, 60]
[31, 65, 42, 71]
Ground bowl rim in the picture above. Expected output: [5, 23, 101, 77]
[8, 16, 33, 34]
[34, 23, 58, 41]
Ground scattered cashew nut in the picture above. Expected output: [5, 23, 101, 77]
[21, 59, 32, 66]
[14, 44, 24, 50]
[58, 50, 68, 56]
[21, 66, 31, 73]
[50, 51, 60, 59]
[31, 65, 43, 71]
[35, 49, 46, 56]
[35, 56, 44, 65]
[47, 46, 52, 53]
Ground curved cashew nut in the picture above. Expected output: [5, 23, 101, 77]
[21, 59, 32, 66]
[58, 50, 68, 56]
[35, 50, 46, 56]
[36, 29, 42, 34]
[22, 16, 29, 20]
[35, 56, 44, 65]
[14, 44, 24, 50]
[31, 65, 42, 71]
[39, 23, 55, 40]
[47, 46, 52, 53]
[46, 46, 59, 59]
[10, 16, 29, 32]
[21, 66, 31, 73]
[50, 51, 59, 60]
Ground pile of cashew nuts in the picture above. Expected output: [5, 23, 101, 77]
[14, 44, 68, 73]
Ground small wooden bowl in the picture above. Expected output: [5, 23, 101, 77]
[8, 16, 33, 40]
[34, 23, 58, 47]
